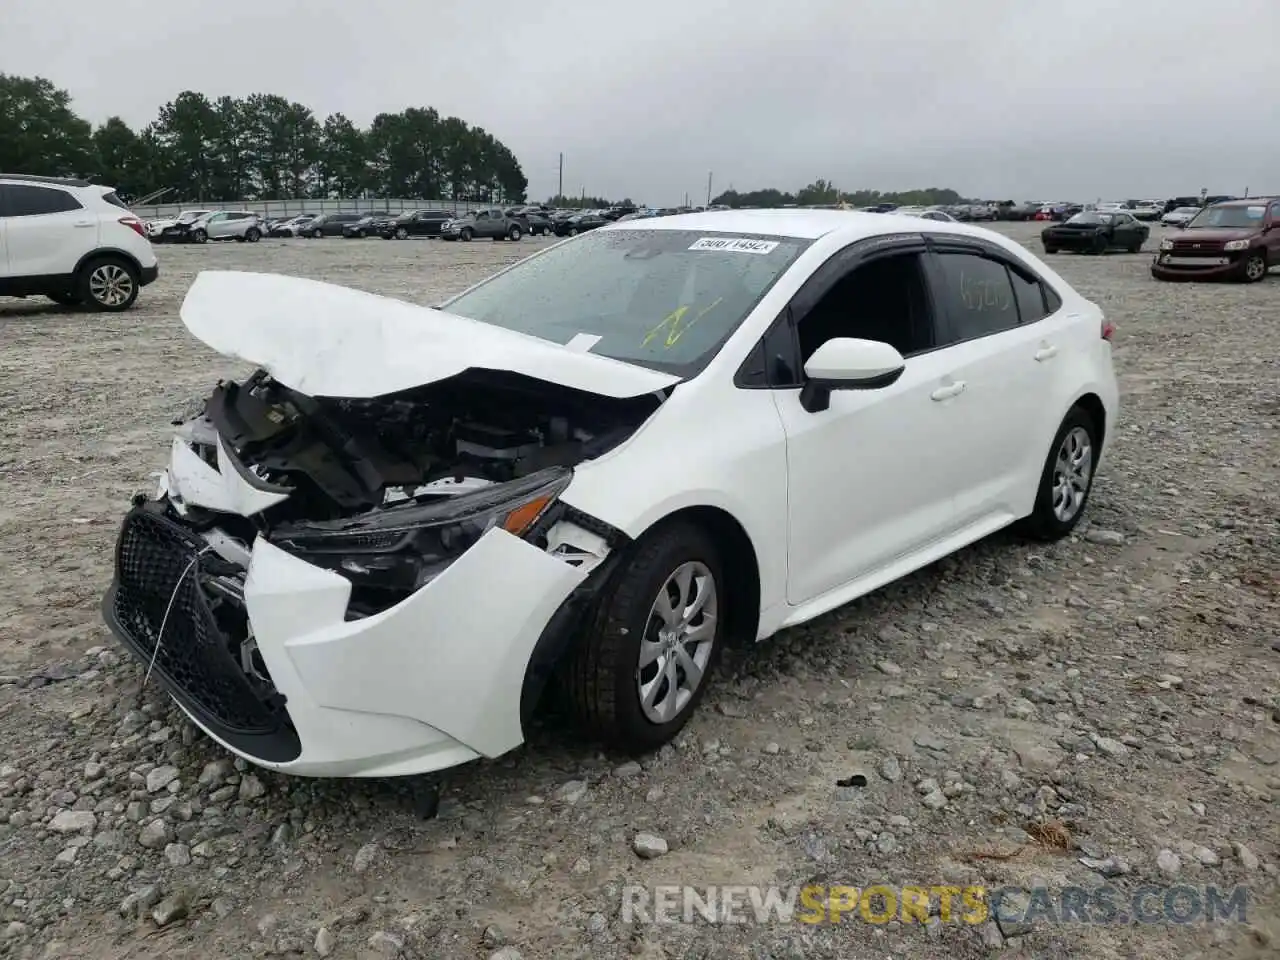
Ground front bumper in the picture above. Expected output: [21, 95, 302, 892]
[103, 500, 588, 778]
[1150, 250, 1248, 281]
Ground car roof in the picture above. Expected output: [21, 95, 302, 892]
[603, 207, 1019, 242]
[0, 173, 93, 187]
[1213, 197, 1274, 207]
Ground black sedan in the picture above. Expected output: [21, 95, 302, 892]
[521, 211, 555, 236]
[553, 211, 610, 237]
[342, 214, 394, 238]
[380, 209, 454, 239]
[1042, 211, 1149, 254]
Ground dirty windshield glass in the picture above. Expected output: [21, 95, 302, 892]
[441, 229, 810, 375]
[1066, 213, 1112, 225]
[1186, 205, 1265, 229]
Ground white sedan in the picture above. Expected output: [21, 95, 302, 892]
[1160, 206, 1201, 226]
[103, 210, 1119, 778]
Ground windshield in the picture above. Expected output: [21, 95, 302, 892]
[1186, 205, 1265, 229]
[442, 228, 811, 375]
[1066, 212, 1112, 225]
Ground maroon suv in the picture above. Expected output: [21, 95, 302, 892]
[1151, 198, 1280, 282]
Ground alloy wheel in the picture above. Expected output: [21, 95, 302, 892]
[636, 561, 717, 724]
[88, 264, 134, 307]
[1051, 426, 1093, 523]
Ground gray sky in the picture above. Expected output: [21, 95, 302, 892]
[8, 0, 1278, 204]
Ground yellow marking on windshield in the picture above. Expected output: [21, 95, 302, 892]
[642, 297, 724, 348]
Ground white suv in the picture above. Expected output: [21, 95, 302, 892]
[0, 174, 159, 311]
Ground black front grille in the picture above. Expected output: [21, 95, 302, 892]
[111, 508, 287, 735]
[1170, 240, 1221, 254]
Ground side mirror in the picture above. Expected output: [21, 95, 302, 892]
[800, 338, 906, 413]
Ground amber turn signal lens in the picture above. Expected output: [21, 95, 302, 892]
[501, 495, 554, 535]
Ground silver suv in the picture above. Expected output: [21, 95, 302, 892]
[189, 211, 263, 243]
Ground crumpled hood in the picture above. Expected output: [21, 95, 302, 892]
[179, 271, 681, 400]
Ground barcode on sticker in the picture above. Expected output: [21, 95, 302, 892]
[688, 237, 779, 254]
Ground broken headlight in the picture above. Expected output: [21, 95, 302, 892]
[269, 466, 571, 595]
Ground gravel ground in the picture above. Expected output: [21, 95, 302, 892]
[0, 224, 1276, 960]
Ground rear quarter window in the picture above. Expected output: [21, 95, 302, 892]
[101, 191, 129, 210]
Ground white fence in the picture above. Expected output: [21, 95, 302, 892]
[130, 197, 498, 220]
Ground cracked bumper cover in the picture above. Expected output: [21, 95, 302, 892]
[103, 510, 588, 778]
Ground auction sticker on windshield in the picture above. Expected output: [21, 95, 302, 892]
[688, 237, 780, 254]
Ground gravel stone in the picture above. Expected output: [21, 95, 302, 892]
[632, 832, 669, 858]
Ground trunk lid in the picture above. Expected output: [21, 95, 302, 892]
[179, 270, 682, 400]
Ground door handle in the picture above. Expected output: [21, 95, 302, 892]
[1034, 344, 1059, 361]
[73, 221, 95, 228]
[931, 381, 966, 401]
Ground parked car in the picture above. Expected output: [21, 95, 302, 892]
[1160, 206, 1202, 227]
[553, 211, 610, 236]
[379, 209, 454, 239]
[0, 173, 158, 311]
[1128, 202, 1161, 221]
[917, 209, 957, 222]
[101, 209, 1117, 779]
[1151, 198, 1280, 283]
[182, 211, 263, 243]
[148, 209, 212, 241]
[1042, 211, 1149, 254]
[514, 210, 555, 236]
[269, 215, 319, 238]
[306, 213, 363, 238]
[441, 208, 524, 241]
[342, 213, 394, 238]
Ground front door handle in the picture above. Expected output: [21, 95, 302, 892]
[1034, 344, 1059, 362]
[931, 380, 966, 401]
[73, 221, 95, 228]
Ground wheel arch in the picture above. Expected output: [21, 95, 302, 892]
[74, 248, 144, 279]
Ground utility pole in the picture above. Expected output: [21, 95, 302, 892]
[558, 153, 563, 202]
[706, 171, 713, 207]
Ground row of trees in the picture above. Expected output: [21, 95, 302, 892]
[713, 180, 969, 208]
[0, 74, 528, 204]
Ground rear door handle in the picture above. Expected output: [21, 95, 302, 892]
[73, 221, 95, 228]
[931, 380, 966, 401]
[1034, 344, 1059, 361]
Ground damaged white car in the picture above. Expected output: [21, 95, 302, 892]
[103, 211, 1118, 778]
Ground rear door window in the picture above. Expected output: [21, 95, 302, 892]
[2, 184, 83, 217]
[932, 251, 1020, 344]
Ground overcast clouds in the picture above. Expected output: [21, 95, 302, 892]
[7, 0, 1278, 203]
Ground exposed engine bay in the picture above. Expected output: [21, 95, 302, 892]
[191, 367, 661, 519]
[167, 368, 658, 615]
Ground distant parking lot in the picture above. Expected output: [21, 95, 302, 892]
[0, 221, 1276, 960]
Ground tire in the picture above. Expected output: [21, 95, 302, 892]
[563, 521, 725, 752]
[460, 227, 473, 242]
[1127, 242, 1142, 254]
[245, 228, 260, 243]
[1043, 246, 1058, 255]
[508, 225, 522, 241]
[1020, 406, 1100, 541]
[1090, 233, 1108, 255]
[569, 227, 579, 236]
[77, 256, 140, 312]
[45, 291, 82, 308]
[191, 229, 208, 244]
[1242, 252, 1267, 283]
[355, 229, 365, 238]
[396, 227, 408, 240]
[311, 229, 323, 239]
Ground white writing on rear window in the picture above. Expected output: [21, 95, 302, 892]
[688, 237, 779, 255]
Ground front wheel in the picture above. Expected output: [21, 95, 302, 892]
[396, 227, 408, 240]
[459, 228, 473, 241]
[311, 229, 323, 239]
[191, 229, 207, 244]
[1090, 233, 1108, 255]
[1020, 406, 1099, 541]
[569, 227, 579, 236]
[563, 522, 724, 752]
[245, 228, 261, 242]
[1043, 246, 1058, 255]
[1242, 252, 1268, 283]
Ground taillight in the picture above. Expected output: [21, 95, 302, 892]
[1101, 319, 1116, 341]
[118, 216, 146, 238]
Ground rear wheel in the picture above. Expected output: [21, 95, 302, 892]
[78, 257, 140, 312]
[1242, 252, 1268, 282]
[1020, 406, 1099, 541]
[508, 224, 522, 241]
[563, 522, 725, 752]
